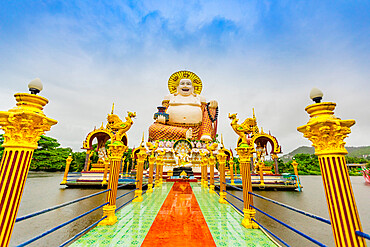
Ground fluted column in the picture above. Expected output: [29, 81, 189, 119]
[133, 146, 147, 202]
[0, 92, 57, 246]
[217, 149, 227, 204]
[61, 155, 73, 185]
[298, 100, 366, 247]
[147, 155, 155, 193]
[99, 142, 127, 225]
[236, 145, 258, 229]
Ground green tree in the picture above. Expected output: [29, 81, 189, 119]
[30, 136, 71, 171]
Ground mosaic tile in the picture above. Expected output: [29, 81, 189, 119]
[71, 183, 174, 247]
[190, 183, 278, 247]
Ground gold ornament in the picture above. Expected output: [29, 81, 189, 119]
[168, 70, 202, 95]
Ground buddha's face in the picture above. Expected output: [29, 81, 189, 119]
[177, 79, 194, 96]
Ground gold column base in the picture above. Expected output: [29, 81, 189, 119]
[159, 178, 163, 185]
[204, 181, 208, 188]
[209, 185, 216, 193]
[60, 179, 67, 185]
[101, 179, 108, 186]
[241, 208, 259, 229]
[219, 192, 228, 204]
[98, 205, 117, 226]
[230, 180, 235, 186]
[200, 179, 204, 187]
[155, 180, 160, 187]
[133, 189, 143, 202]
[147, 184, 153, 193]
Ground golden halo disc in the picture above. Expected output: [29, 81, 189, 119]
[168, 70, 202, 95]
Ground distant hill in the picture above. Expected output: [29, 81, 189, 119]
[281, 146, 370, 161]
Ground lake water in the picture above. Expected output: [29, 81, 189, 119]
[9, 172, 370, 247]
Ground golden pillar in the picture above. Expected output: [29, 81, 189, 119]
[297, 91, 366, 247]
[217, 149, 228, 204]
[209, 153, 216, 193]
[61, 155, 73, 185]
[133, 146, 147, 202]
[207, 143, 218, 193]
[291, 160, 301, 189]
[199, 150, 209, 188]
[102, 159, 109, 186]
[83, 149, 92, 171]
[0, 84, 57, 246]
[258, 161, 265, 187]
[147, 155, 155, 193]
[155, 149, 165, 186]
[229, 159, 235, 186]
[236, 145, 258, 229]
[146, 142, 158, 193]
[271, 153, 279, 174]
[99, 142, 127, 225]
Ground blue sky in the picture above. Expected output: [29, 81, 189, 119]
[0, 1, 369, 153]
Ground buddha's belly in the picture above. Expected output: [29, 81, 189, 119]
[167, 105, 202, 124]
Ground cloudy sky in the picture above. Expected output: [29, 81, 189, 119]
[0, 1, 369, 154]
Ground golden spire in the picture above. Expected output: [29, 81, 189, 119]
[140, 132, 145, 147]
[252, 108, 256, 120]
[111, 103, 115, 114]
[221, 133, 224, 148]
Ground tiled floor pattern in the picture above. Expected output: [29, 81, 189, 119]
[190, 183, 278, 247]
[141, 182, 216, 247]
[71, 182, 174, 247]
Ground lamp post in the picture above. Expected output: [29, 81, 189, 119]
[297, 88, 366, 247]
[0, 79, 57, 246]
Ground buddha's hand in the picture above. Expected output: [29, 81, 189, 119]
[200, 135, 212, 142]
[209, 100, 218, 108]
[156, 115, 166, 124]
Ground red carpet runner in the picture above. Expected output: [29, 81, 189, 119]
[141, 182, 216, 247]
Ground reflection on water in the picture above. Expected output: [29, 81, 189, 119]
[9, 173, 370, 247]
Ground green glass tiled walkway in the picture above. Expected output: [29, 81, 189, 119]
[71, 183, 174, 246]
[191, 183, 278, 247]
[72, 182, 278, 247]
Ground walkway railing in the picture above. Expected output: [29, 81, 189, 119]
[15, 182, 140, 246]
[219, 181, 370, 245]
[217, 182, 329, 247]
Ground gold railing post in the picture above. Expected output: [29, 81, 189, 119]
[102, 159, 109, 186]
[217, 149, 228, 204]
[236, 145, 258, 229]
[147, 153, 156, 193]
[207, 143, 218, 193]
[133, 146, 147, 202]
[271, 153, 279, 174]
[298, 94, 366, 247]
[99, 141, 127, 225]
[258, 161, 265, 187]
[155, 149, 165, 186]
[199, 150, 209, 188]
[61, 155, 73, 185]
[0, 86, 57, 246]
[291, 160, 301, 188]
[229, 159, 235, 185]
